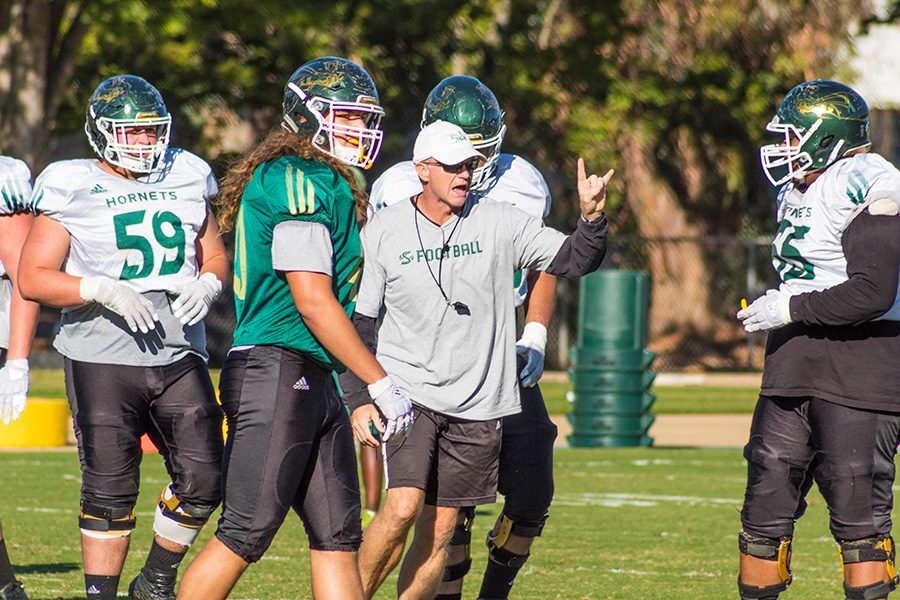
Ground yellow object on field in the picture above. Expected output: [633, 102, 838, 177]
[0, 398, 70, 448]
[741, 298, 748, 310]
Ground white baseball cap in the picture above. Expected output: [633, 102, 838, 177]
[413, 120, 485, 166]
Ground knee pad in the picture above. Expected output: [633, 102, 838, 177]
[838, 535, 900, 599]
[489, 512, 548, 549]
[443, 507, 475, 582]
[738, 531, 792, 598]
[79, 501, 136, 539]
[737, 579, 787, 600]
[484, 513, 547, 569]
[153, 483, 216, 547]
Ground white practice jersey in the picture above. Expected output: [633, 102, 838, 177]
[370, 153, 551, 305]
[0, 156, 33, 278]
[773, 152, 900, 319]
[32, 148, 216, 292]
[0, 156, 32, 348]
[31, 148, 217, 366]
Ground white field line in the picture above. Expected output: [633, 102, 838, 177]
[606, 568, 722, 577]
[554, 492, 739, 508]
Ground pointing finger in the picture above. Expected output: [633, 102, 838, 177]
[577, 157, 586, 183]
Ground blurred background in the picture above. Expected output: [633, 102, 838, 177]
[2, 0, 898, 371]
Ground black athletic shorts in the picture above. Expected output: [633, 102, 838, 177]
[384, 404, 502, 507]
[498, 372, 558, 521]
[741, 395, 900, 541]
[214, 346, 361, 562]
[65, 354, 223, 509]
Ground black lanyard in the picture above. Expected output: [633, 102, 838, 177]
[412, 197, 470, 316]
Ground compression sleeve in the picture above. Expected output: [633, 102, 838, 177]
[790, 209, 900, 326]
[545, 214, 609, 277]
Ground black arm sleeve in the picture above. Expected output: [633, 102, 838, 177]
[790, 210, 900, 326]
[338, 312, 378, 411]
[545, 213, 609, 277]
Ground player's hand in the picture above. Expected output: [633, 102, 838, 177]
[577, 158, 614, 222]
[516, 322, 547, 388]
[0, 359, 29, 425]
[369, 376, 415, 442]
[351, 404, 384, 448]
[737, 289, 793, 333]
[170, 272, 222, 326]
[80, 276, 159, 334]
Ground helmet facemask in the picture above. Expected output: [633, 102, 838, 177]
[468, 122, 506, 191]
[88, 109, 172, 174]
[759, 115, 820, 187]
[760, 80, 872, 188]
[284, 82, 384, 170]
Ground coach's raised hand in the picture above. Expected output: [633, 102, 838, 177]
[577, 157, 614, 222]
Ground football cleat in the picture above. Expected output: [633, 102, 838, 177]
[0, 580, 28, 600]
[128, 568, 175, 600]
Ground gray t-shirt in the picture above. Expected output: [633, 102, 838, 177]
[53, 290, 207, 366]
[355, 196, 566, 420]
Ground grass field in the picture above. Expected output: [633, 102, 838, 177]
[29, 370, 761, 415]
[0, 448, 854, 599]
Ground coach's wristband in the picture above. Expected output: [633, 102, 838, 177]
[367, 375, 393, 400]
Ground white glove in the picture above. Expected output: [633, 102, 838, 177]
[80, 276, 159, 334]
[516, 322, 547, 388]
[368, 376, 414, 442]
[170, 273, 222, 326]
[737, 289, 793, 333]
[0, 359, 29, 425]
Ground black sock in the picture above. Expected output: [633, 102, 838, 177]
[84, 574, 120, 599]
[435, 594, 462, 600]
[0, 538, 16, 586]
[144, 539, 186, 577]
[479, 558, 527, 600]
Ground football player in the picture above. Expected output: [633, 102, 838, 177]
[368, 76, 558, 600]
[0, 155, 39, 600]
[737, 80, 900, 600]
[342, 119, 610, 600]
[18, 75, 227, 600]
[176, 57, 413, 600]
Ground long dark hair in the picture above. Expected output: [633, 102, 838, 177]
[215, 129, 369, 232]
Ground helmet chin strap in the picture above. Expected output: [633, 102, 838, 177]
[333, 144, 362, 164]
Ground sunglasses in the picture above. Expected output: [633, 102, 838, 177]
[424, 158, 481, 174]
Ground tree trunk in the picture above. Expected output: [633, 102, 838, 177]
[0, 1, 52, 168]
[618, 126, 712, 339]
[0, 0, 88, 171]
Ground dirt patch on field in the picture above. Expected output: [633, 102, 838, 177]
[552, 414, 751, 448]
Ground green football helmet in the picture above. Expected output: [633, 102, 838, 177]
[760, 80, 871, 186]
[85, 75, 172, 173]
[282, 57, 384, 170]
[421, 76, 506, 191]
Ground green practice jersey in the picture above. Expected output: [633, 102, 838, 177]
[232, 155, 362, 370]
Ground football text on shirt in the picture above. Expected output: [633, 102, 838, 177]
[398, 241, 484, 266]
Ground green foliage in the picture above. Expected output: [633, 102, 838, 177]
[8, 1, 876, 229]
